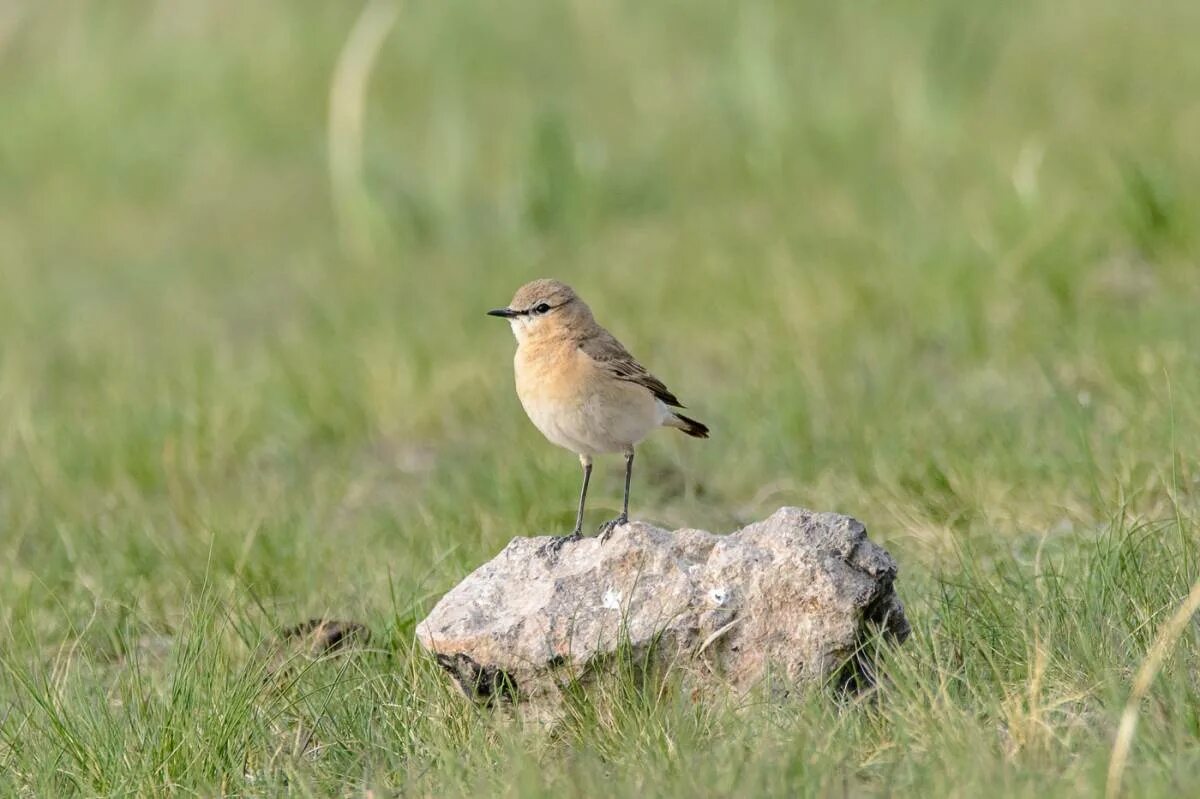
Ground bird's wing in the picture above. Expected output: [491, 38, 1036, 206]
[579, 330, 684, 408]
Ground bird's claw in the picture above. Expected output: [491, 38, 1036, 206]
[539, 532, 581, 557]
[597, 514, 629, 543]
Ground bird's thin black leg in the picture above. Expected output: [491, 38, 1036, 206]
[620, 448, 633, 521]
[599, 449, 634, 542]
[573, 458, 593, 536]
[542, 457, 590, 556]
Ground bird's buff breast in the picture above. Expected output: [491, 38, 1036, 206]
[514, 342, 658, 456]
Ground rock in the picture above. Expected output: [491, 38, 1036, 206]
[417, 507, 909, 716]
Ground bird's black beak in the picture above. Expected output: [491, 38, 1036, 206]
[487, 307, 518, 318]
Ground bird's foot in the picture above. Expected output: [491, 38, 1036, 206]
[597, 514, 629, 543]
[538, 532, 582, 557]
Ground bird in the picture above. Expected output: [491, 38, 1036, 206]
[487, 279, 708, 547]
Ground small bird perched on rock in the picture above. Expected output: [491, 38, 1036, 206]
[488, 279, 708, 546]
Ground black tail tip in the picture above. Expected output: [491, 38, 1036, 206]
[674, 413, 710, 439]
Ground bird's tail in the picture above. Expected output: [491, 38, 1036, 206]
[667, 412, 709, 439]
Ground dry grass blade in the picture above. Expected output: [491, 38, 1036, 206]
[1106, 576, 1200, 799]
[328, 0, 400, 259]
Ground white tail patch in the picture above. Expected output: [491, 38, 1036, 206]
[656, 400, 676, 426]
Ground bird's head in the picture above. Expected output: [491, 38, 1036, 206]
[488, 279, 592, 343]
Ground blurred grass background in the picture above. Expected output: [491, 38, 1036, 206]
[1, 0, 1199, 795]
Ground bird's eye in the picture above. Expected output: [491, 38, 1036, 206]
[534, 303, 551, 314]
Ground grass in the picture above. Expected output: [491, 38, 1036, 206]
[1, 0, 1199, 794]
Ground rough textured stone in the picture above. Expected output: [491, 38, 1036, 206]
[417, 507, 908, 714]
